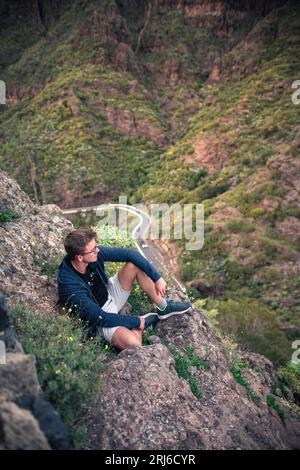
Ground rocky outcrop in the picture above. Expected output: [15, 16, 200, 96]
[0, 293, 69, 450]
[0, 170, 72, 449]
[183, 135, 228, 175]
[88, 100, 167, 147]
[85, 287, 300, 450]
[0, 170, 73, 314]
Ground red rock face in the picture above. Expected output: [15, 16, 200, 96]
[184, 135, 228, 174]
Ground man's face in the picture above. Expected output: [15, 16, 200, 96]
[77, 238, 99, 263]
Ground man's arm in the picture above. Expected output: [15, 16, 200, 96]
[59, 286, 142, 330]
[99, 246, 161, 282]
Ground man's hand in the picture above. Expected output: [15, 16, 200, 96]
[155, 277, 167, 298]
[139, 316, 145, 331]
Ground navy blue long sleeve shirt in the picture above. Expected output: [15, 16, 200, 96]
[57, 246, 161, 329]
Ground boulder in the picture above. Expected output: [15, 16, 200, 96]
[0, 170, 72, 314]
[0, 293, 69, 450]
[84, 285, 300, 450]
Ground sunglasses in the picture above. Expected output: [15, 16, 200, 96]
[81, 245, 99, 255]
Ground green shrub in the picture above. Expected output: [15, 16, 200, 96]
[249, 207, 267, 219]
[242, 239, 254, 249]
[168, 345, 209, 399]
[10, 306, 106, 448]
[0, 210, 20, 223]
[196, 180, 231, 201]
[238, 191, 263, 215]
[277, 361, 300, 404]
[260, 182, 286, 199]
[95, 224, 135, 248]
[230, 362, 260, 402]
[266, 394, 285, 422]
[260, 239, 278, 258]
[285, 207, 300, 219]
[222, 259, 254, 290]
[35, 255, 62, 279]
[217, 298, 291, 366]
[227, 220, 255, 233]
[186, 168, 208, 191]
[72, 211, 100, 229]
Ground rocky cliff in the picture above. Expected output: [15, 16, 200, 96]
[0, 170, 72, 449]
[84, 286, 300, 450]
[0, 294, 69, 450]
[0, 171, 72, 313]
[0, 170, 299, 449]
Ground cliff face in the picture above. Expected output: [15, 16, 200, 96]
[0, 171, 72, 313]
[86, 343, 300, 450]
[0, 171, 72, 449]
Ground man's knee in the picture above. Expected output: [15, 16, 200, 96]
[115, 336, 142, 350]
[127, 336, 142, 348]
[125, 262, 139, 273]
[111, 327, 142, 350]
[125, 261, 136, 270]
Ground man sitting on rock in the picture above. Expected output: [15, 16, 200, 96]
[57, 229, 191, 351]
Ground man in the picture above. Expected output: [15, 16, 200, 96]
[57, 229, 191, 351]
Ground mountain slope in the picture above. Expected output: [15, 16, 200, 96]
[137, 1, 300, 359]
[0, 0, 280, 206]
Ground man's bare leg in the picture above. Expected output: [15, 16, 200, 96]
[111, 262, 162, 350]
[111, 326, 142, 350]
[117, 262, 164, 304]
[131, 328, 143, 343]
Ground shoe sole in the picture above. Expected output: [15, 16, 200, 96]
[141, 312, 159, 330]
[157, 306, 191, 320]
[142, 312, 159, 319]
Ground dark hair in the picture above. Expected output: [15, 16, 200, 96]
[64, 229, 97, 260]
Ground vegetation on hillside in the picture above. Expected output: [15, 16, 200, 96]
[0, 0, 262, 205]
[136, 2, 300, 354]
[11, 305, 106, 448]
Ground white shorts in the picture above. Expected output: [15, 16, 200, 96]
[100, 272, 132, 343]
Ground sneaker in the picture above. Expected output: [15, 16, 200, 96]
[156, 300, 192, 320]
[141, 312, 159, 330]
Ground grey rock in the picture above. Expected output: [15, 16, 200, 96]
[0, 399, 51, 450]
[0, 171, 72, 315]
[148, 335, 162, 345]
[0, 353, 40, 401]
[15, 395, 69, 450]
[85, 340, 299, 450]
